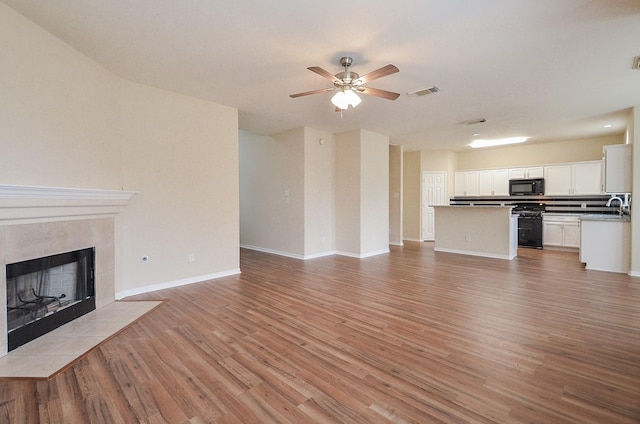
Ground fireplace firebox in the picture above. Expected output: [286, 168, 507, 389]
[6, 247, 96, 351]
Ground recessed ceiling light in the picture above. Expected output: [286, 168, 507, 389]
[469, 136, 528, 149]
[603, 124, 613, 128]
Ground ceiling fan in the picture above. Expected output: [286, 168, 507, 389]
[289, 57, 400, 110]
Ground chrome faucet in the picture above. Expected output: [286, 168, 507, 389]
[606, 196, 624, 216]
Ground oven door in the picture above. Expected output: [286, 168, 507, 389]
[518, 215, 543, 248]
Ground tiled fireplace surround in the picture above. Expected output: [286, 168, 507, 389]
[0, 185, 135, 358]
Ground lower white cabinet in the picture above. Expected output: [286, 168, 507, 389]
[580, 218, 631, 273]
[543, 215, 580, 249]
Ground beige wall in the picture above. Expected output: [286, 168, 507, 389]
[360, 130, 390, 255]
[1, 3, 240, 296]
[389, 145, 403, 245]
[239, 129, 305, 257]
[303, 127, 335, 257]
[335, 131, 362, 254]
[334, 130, 390, 256]
[402, 151, 422, 241]
[456, 135, 622, 170]
[241, 127, 389, 259]
[119, 81, 239, 293]
[0, 3, 121, 189]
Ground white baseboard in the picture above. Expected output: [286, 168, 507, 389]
[242, 244, 390, 260]
[115, 268, 241, 299]
[303, 251, 338, 259]
[434, 247, 515, 260]
[628, 270, 640, 278]
[403, 238, 423, 242]
[389, 241, 404, 246]
[334, 248, 390, 259]
[240, 244, 306, 259]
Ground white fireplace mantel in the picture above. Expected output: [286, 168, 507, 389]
[1, 184, 135, 356]
[0, 184, 137, 224]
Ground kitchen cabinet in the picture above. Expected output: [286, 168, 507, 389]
[604, 144, 632, 193]
[543, 215, 580, 249]
[478, 169, 509, 196]
[455, 171, 479, 196]
[544, 161, 602, 195]
[508, 167, 544, 180]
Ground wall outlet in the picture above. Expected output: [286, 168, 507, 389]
[188, 253, 195, 263]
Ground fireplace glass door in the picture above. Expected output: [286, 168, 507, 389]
[6, 247, 96, 351]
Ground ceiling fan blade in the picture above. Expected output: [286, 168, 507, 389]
[307, 66, 342, 84]
[358, 86, 401, 100]
[289, 87, 335, 98]
[353, 64, 399, 85]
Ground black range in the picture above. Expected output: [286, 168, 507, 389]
[513, 203, 545, 249]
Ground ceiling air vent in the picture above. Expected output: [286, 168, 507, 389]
[408, 86, 440, 98]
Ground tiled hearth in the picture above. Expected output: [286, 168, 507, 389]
[0, 300, 161, 378]
[0, 184, 136, 359]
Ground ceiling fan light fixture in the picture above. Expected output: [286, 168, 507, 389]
[469, 136, 528, 149]
[331, 89, 361, 109]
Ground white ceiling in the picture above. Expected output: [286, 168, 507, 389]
[4, 0, 640, 151]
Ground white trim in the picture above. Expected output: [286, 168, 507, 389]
[241, 244, 338, 260]
[303, 251, 337, 260]
[403, 238, 424, 242]
[627, 270, 640, 278]
[434, 247, 516, 260]
[389, 241, 404, 246]
[241, 244, 391, 260]
[240, 244, 305, 259]
[0, 184, 137, 224]
[0, 184, 137, 200]
[115, 268, 241, 299]
[335, 248, 390, 259]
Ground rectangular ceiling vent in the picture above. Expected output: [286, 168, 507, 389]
[408, 86, 440, 98]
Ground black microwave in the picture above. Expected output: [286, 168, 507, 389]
[509, 178, 545, 196]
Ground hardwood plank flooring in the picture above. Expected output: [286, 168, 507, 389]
[1, 243, 639, 423]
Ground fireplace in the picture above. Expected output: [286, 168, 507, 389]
[0, 184, 136, 357]
[6, 247, 96, 351]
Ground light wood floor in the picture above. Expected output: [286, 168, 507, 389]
[2, 244, 639, 423]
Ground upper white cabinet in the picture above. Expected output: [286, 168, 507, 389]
[455, 160, 604, 197]
[544, 161, 602, 195]
[603, 144, 632, 194]
[478, 169, 509, 196]
[508, 167, 544, 180]
[454, 171, 479, 196]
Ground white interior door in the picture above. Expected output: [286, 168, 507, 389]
[422, 172, 447, 241]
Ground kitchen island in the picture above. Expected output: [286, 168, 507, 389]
[434, 206, 518, 259]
